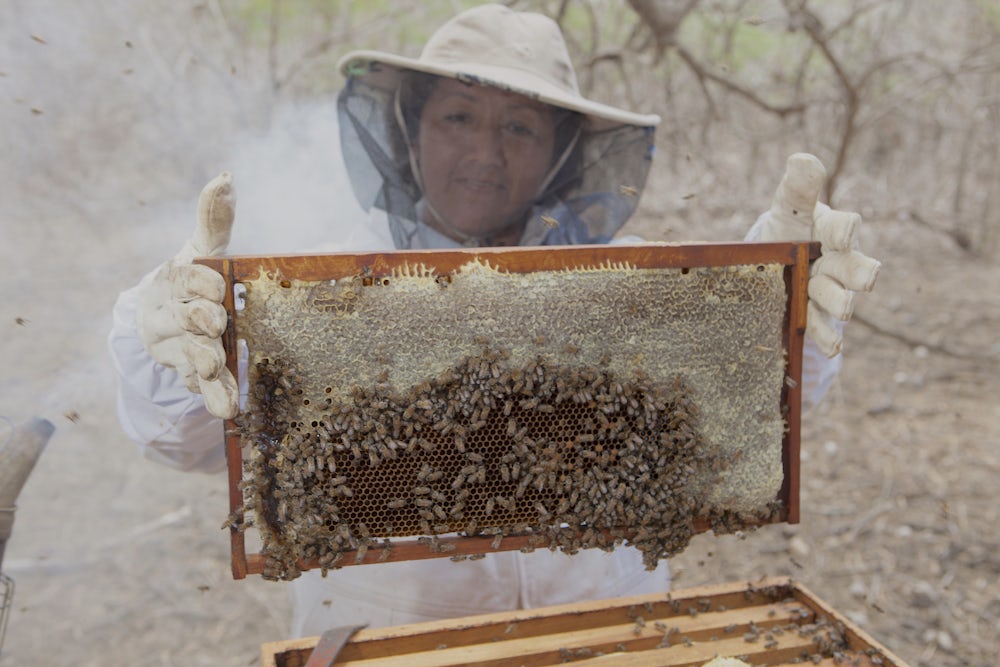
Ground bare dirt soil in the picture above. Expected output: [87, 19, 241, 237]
[1, 205, 997, 667]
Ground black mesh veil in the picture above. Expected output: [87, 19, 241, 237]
[338, 61, 656, 249]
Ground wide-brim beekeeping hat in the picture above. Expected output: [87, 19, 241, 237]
[337, 3, 661, 131]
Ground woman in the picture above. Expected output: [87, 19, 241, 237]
[108, 4, 878, 637]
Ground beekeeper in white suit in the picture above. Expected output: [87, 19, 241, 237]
[108, 4, 880, 638]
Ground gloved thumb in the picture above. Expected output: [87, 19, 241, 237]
[759, 153, 826, 242]
[190, 171, 236, 257]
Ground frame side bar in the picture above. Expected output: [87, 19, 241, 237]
[781, 242, 815, 524]
[218, 257, 249, 579]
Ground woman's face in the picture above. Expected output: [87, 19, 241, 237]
[416, 79, 557, 243]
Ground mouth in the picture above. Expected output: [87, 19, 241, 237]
[456, 177, 506, 193]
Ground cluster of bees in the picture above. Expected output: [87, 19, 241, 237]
[234, 344, 778, 581]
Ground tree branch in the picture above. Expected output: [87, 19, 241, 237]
[674, 45, 807, 117]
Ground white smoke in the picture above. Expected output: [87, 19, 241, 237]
[222, 100, 374, 256]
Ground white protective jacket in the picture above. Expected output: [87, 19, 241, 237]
[108, 212, 838, 638]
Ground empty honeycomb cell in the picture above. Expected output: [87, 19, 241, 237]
[231, 258, 790, 580]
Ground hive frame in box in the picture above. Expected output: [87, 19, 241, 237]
[198, 241, 818, 580]
[260, 577, 910, 666]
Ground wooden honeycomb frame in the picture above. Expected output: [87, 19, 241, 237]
[199, 241, 817, 579]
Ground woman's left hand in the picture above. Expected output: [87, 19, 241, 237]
[754, 153, 881, 357]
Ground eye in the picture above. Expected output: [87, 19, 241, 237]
[444, 112, 472, 125]
[506, 121, 536, 137]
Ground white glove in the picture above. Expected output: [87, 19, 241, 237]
[755, 153, 881, 357]
[136, 172, 239, 419]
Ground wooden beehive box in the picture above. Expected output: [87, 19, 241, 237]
[260, 577, 908, 666]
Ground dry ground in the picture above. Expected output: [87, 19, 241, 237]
[1, 202, 997, 667]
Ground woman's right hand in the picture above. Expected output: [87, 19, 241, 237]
[135, 172, 240, 419]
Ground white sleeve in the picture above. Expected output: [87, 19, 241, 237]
[743, 221, 841, 413]
[107, 268, 228, 474]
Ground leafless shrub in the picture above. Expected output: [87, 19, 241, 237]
[522, 0, 1000, 256]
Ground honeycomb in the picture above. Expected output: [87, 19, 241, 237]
[231, 257, 789, 580]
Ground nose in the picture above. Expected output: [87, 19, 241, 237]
[469, 124, 505, 167]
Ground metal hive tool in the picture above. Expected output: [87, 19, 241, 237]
[198, 242, 816, 580]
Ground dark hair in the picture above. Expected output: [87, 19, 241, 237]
[391, 71, 584, 203]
